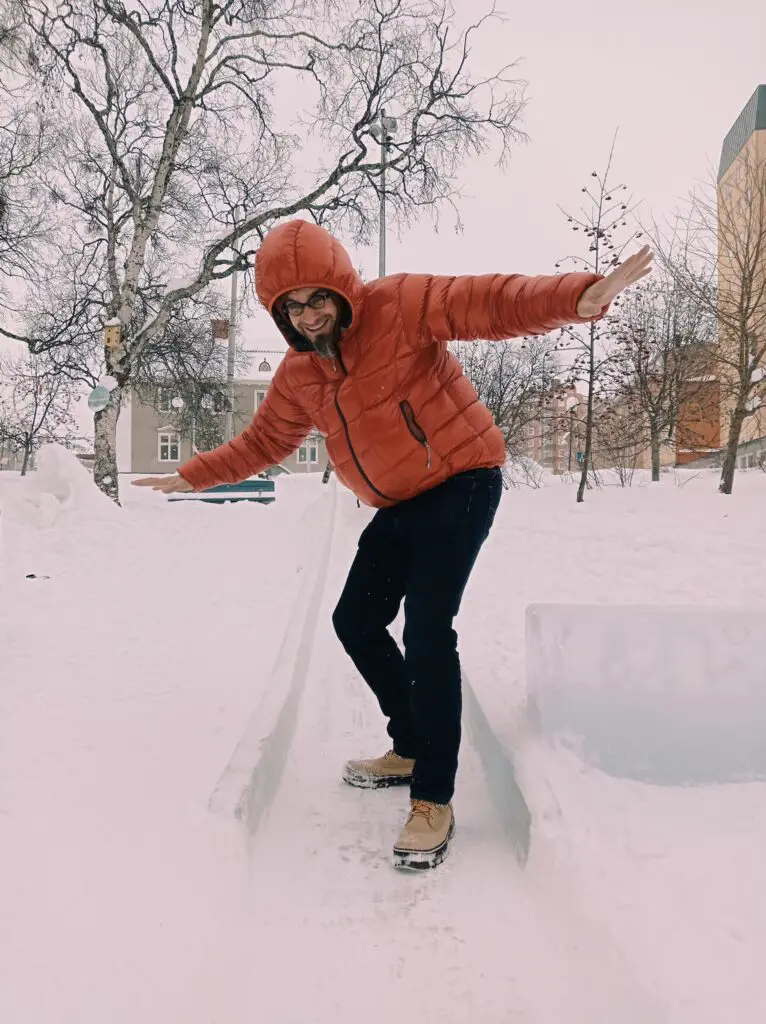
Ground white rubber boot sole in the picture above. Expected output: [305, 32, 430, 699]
[342, 763, 413, 790]
[392, 818, 455, 871]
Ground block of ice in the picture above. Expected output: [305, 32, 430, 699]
[526, 603, 766, 784]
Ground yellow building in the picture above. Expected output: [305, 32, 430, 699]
[716, 85, 766, 455]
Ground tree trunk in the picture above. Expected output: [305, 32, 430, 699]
[719, 400, 748, 495]
[93, 385, 122, 503]
[576, 327, 596, 504]
[650, 428, 662, 483]
[20, 440, 32, 476]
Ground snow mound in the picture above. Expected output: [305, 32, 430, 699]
[0, 445, 116, 530]
[526, 602, 766, 784]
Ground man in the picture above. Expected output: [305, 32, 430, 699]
[135, 219, 651, 870]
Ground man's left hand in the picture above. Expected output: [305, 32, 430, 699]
[576, 244, 653, 318]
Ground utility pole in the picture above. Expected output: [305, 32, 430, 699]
[370, 110, 398, 279]
[225, 209, 240, 442]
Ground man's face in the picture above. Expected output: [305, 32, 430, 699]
[282, 288, 341, 359]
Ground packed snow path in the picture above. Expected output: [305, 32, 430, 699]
[206, 483, 665, 1023]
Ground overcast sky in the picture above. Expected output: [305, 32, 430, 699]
[5, 0, 765, 413]
[239, 0, 765, 346]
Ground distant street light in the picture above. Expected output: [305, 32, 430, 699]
[225, 206, 244, 442]
[370, 110, 398, 279]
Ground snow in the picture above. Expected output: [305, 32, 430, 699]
[103, 317, 121, 327]
[98, 374, 119, 392]
[2, 452, 766, 1023]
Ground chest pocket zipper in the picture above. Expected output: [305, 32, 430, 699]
[399, 400, 432, 469]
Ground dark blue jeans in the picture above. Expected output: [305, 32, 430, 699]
[332, 467, 503, 804]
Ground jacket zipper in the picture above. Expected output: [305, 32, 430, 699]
[399, 400, 432, 469]
[334, 351, 397, 503]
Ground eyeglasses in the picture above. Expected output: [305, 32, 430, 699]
[283, 290, 333, 319]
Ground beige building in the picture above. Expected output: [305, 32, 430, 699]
[522, 383, 581, 473]
[716, 84, 766, 453]
[127, 355, 327, 476]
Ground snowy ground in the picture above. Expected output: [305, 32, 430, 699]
[1, 450, 765, 1023]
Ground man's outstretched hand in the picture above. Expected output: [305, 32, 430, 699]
[575, 244, 653, 318]
[132, 474, 194, 494]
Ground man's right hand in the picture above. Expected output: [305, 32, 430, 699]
[132, 474, 194, 494]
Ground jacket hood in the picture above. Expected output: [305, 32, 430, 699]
[255, 220, 365, 351]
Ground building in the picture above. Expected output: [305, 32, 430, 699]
[521, 367, 719, 476]
[125, 350, 327, 476]
[716, 84, 766, 456]
[673, 344, 722, 465]
[522, 383, 582, 473]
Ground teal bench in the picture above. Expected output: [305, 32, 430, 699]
[168, 478, 275, 504]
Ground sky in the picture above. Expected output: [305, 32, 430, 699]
[240, 0, 766, 345]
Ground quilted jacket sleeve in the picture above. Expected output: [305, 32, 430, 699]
[397, 271, 607, 346]
[177, 367, 312, 490]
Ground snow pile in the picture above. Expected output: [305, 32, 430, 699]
[0, 444, 115, 527]
[0, 445, 120, 581]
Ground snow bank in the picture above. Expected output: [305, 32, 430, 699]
[0, 445, 120, 580]
[526, 603, 766, 783]
[0, 444, 116, 527]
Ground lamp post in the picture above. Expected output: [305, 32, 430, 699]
[370, 110, 398, 279]
[225, 207, 242, 442]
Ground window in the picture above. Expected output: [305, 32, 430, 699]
[255, 389, 267, 411]
[157, 387, 173, 413]
[298, 444, 318, 464]
[158, 432, 180, 462]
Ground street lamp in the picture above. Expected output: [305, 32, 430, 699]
[370, 110, 398, 279]
[225, 206, 244, 442]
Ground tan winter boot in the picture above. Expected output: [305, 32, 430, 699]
[393, 800, 455, 870]
[342, 750, 415, 789]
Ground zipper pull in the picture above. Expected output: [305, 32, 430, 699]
[425, 443, 432, 469]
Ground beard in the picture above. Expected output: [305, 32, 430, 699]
[306, 320, 342, 360]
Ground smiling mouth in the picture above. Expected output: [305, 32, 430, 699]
[305, 320, 330, 334]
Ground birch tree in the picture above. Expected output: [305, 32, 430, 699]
[3, 0, 525, 502]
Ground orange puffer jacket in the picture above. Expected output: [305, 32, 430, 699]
[178, 220, 603, 507]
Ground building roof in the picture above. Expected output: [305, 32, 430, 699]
[718, 85, 766, 182]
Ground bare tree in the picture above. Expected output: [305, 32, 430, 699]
[602, 273, 718, 480]
[452, 336, 560, 460]
[590, 395, 648, 486]
[654, 152, 766, 494]
[3, 0, 526, 502]
[0, 350, 78, 473]
[132, 292, 250, 454]
[557, 138, 643, 502]
[0, 10, 50, 302]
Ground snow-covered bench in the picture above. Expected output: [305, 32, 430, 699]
[167, 479, 276, 504]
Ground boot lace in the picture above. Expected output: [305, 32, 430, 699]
[384, 750, 410, 763]
[408, 800, 438, 826]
